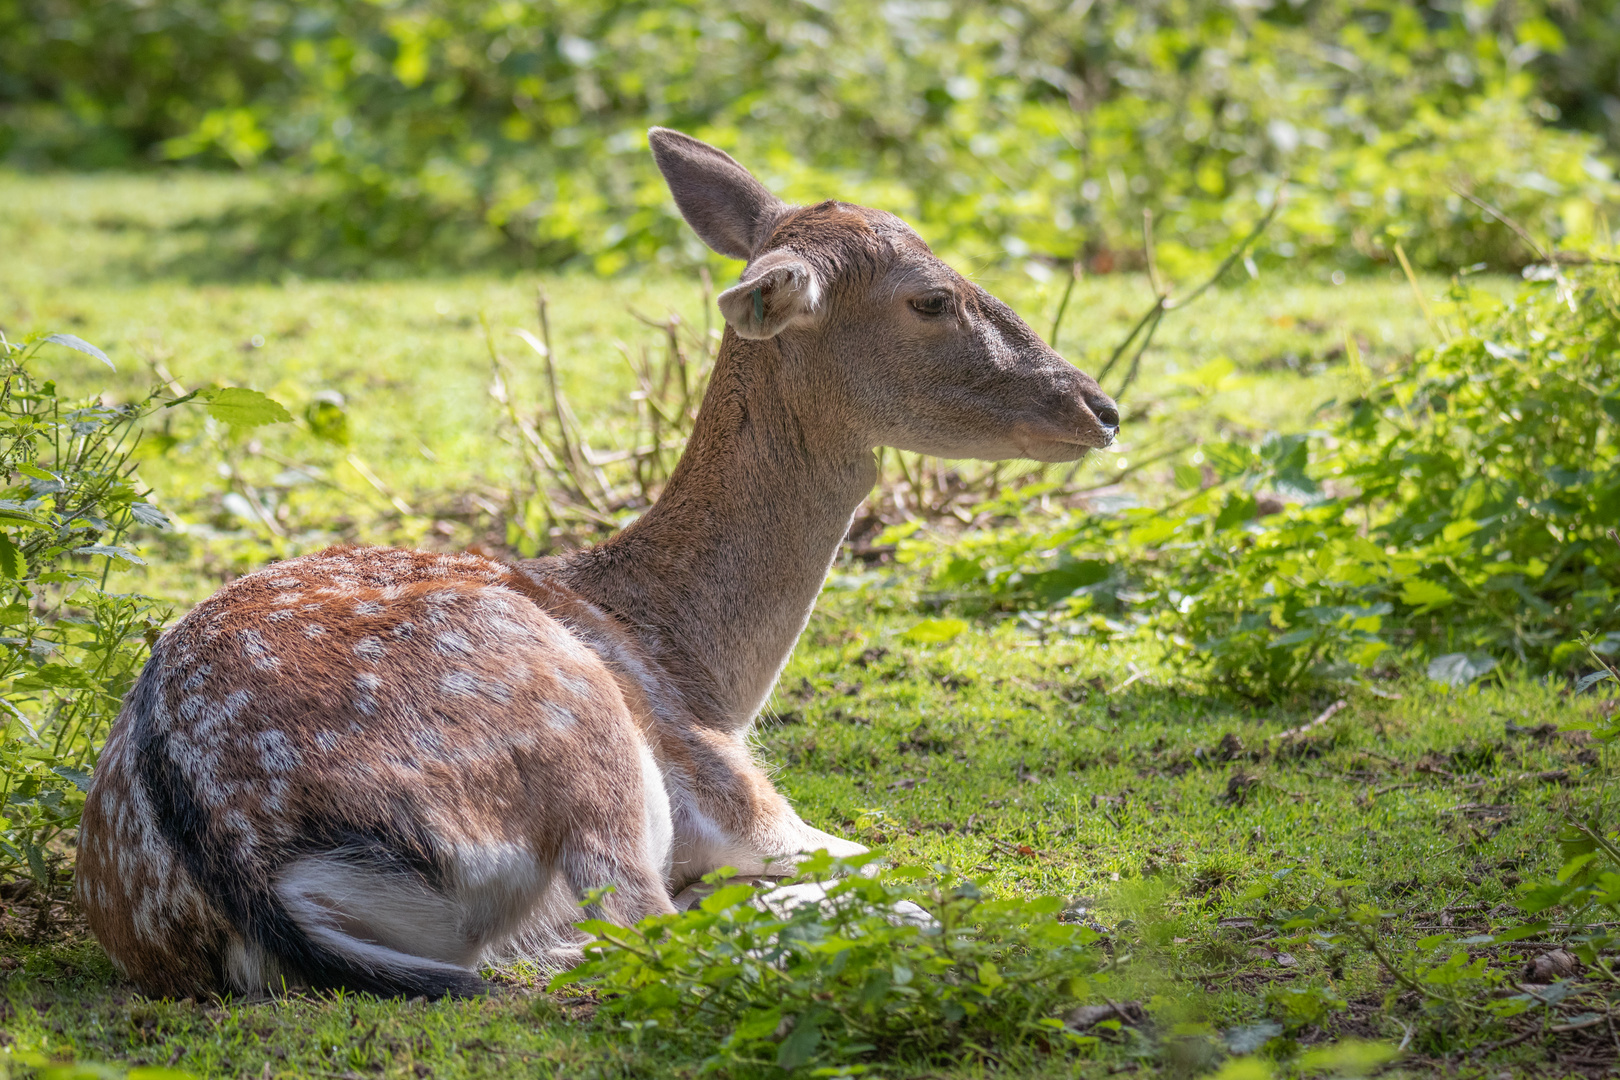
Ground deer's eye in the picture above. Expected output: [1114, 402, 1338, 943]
[910, 294, 950, 317]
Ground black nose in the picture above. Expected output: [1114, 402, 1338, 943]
[1086, 392, 1119, 430]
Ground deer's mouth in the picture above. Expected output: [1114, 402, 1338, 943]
[1012, 416, 1118, 460]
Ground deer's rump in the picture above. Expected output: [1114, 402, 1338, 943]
[76, 547, 662, 998]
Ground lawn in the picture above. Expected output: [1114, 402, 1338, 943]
[0, 172, 1613, 1078]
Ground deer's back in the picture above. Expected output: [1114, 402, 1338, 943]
[77, 546, 650, 994]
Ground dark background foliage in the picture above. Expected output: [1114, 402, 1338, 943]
[3, 0, 1618, 274]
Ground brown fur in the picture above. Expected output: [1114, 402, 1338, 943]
[77, 130, 1117, 998]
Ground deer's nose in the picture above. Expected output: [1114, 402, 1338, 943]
[1084, 388, 1120, 431]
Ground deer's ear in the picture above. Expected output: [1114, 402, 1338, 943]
[649, 128, 785, 260]
[716, 251, 823, 339]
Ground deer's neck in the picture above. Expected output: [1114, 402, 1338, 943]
[553, 332, 873, 731]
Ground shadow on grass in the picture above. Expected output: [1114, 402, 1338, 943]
[97, 189, 578, 283]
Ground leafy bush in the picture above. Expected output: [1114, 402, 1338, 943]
[0, 331, 286, 884]
[0, 333, 173, 884]
[3, 0, 1614, 272]
[552, 853, 1103, 1075]
[901, 266, 1620, 700]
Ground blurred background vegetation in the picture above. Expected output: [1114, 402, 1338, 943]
[1, 5, 1618, 1073]
[3, 0, 1619, 276]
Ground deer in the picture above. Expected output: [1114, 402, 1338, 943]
[75, 128, 1120, 1000]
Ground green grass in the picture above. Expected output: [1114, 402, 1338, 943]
[0, 172, 1609, 1078]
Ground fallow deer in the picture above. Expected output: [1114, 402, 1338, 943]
[76, 129, 1120, 999]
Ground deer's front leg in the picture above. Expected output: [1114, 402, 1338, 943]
[663, 728, 865, 901]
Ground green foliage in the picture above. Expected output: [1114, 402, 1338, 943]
[903, 266, 1620, 701]
[551, 853, 1102, 1075]
[2, 0, 1614, 272]
[0, 332, 287, 885]
[0, 333, 177, 883]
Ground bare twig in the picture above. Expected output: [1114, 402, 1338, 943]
[1449, 184, 1555, 266]
[1142, 209, 1163, 298]
[1272, 699, 1348, 743]
[1048, 259, 1082, 346]
[1095, 190, 1286, 400]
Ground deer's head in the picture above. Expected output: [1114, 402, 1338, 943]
[650, 128, 1118, 463]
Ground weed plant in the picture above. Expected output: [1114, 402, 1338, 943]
[553, 853, 1102, 1075]
[897, 266, 1620, 701]
[0, 331, 284, 886]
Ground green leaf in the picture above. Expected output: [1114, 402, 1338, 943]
[1400, 578, 1454, 611]
[1215, 493, 1259, 530]
[1224, 1020, 1283, 1055]
[1025, 558, 1109, 602]
[699, 883, 759, 913]
[0, 532, 23, 579]
[1575, 670, 1616, 693]
[13, 664, 100, 690]
[50, 765, 92, 792]
[305, 392, 352, 446]
[17, 463, 59, 483]
[776, 1010, 824, 1071]
[933, 557, 983, 589]
[42, 333, 114, 369]
[129, 502, 171, 530]
[731, 1008, 783, 1040]
[1427, 651, 1497, 688]
[24, 840, 49, 884]
[1296, 1039, 1399, 1077]
[74, 544, 146, 566]
[199, 386, 294, 428]
[902, 617, 968, 644]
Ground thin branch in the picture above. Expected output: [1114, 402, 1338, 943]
[1142, 209, 1163, 298]
[1449, 183, 1554, 266]
[1096, 189, 1286, 399]
[1048, 259, 1082, 346]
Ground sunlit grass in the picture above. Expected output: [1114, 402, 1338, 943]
[0, 171, 1588, 1078]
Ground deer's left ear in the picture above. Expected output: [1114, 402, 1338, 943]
[717, 250, 824, 340]
[649, 127, 785, 260]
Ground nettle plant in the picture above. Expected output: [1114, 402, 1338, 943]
[552, 853, 1104, 1076]
[0, 331, 286, 884]
[898, 265, 1620, 701]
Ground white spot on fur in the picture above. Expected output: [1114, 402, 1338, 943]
[303, 623, 326, 638]
[266, 609, 296, 623]
[434, 631, 475, 656]
[555, 671, 595, 701]
[473, 595, 515, 617]
[182, 665, 211, 692]
[222, 809, 260, 854]
[270, 576, 301, 588]
[315, 730, 343, 752]
[354, 637, 386, 662]
[439, 671, 479, 696]
[239, 629, 281, 672]
[256, 730, 302, 773]
[354, 600, 383, 616]
[540, 702, 576, 730]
